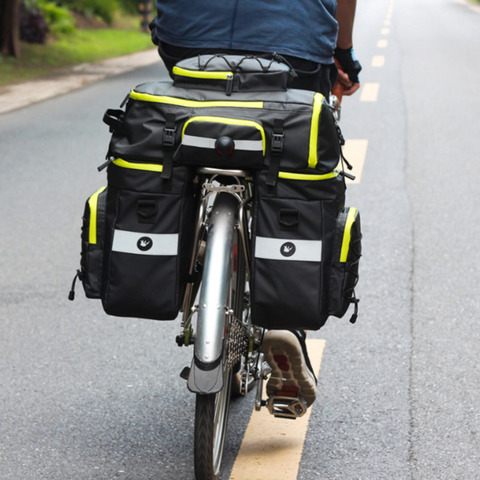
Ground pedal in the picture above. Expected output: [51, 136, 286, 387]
[266, 395, 308, 419]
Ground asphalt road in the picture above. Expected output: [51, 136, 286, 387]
[1, 0, 479, 479]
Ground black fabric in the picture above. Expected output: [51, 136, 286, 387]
[106, 72, 342, 177]
[101, 164, 197, 320]
[80, 188, 107, 299]
[250, 170, 347, 331]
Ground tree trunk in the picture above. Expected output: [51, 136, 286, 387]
[0, 0, 21, 57]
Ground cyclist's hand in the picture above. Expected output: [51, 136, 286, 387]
[334, 46, 362, 96]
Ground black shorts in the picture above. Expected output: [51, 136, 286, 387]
[157, 42, 337, 98]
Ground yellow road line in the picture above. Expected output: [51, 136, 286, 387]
[342, 139, 368, 184]
[360, 83, 380, 102]
[381, 27, 390, 35]
[377, 39, 388, 48]
[229, 339, 326, 480]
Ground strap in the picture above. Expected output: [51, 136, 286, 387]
[163, 113, 177, 149]
[161, 113, 176, 179]
[103, 109, 125, 134]
[266, 120, 284, 187]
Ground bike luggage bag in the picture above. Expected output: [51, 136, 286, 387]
[103, 55, 341, 177]
[250, 169, 361, 330]
[101, 162, 197, 320]
[73, 161, 197, 321]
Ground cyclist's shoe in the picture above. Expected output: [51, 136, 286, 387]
[261, 330, 317, 408]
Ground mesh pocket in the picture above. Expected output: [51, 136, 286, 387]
[328, 207, 362, 322]
[80, 187, 107, 299]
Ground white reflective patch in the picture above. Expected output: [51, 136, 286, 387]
[112, 230, 178, 256]
[182, 134, 263, 152]
[255, 236, 322, 262]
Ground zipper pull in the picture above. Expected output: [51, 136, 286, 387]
[340, 170, 356, 181]
[226, 73, 234, 96]
[349, 294, 359, 324]
[68, 270, 82, 301]
[98, 156, 115, 172]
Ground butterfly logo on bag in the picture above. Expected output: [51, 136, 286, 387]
[280, 242, 296, 258]
[137, 236, 153, 252]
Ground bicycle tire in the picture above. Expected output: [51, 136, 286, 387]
[194, 367, 233, 480]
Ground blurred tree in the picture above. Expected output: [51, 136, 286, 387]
[0, 0, 21, 57]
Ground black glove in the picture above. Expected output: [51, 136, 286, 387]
[334, 46, 362, 83]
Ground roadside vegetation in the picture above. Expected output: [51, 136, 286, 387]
[0, 0, 154, 87]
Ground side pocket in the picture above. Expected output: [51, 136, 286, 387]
[328, 207, 362, 322]
[80, 187, 107, 298]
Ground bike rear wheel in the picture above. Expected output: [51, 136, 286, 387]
[193, 191, 248, 480]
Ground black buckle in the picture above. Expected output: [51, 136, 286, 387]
[271, 132, 284, 155]
[163, 126, 176, 149]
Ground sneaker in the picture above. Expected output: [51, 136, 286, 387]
[261, 330, 317, 407]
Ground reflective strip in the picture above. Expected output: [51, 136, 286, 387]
[113, 158, 163, 172]
[88, 186, 106, 244]
[182, 134, 264, 152]
[182, 116, 266, 154]
[308, 92, 324, 169]
[278, 170, 339, 181]
[255, 236, 322, 262]
[112, 230, 178, 256]
[172, 66, 233, 80]
[340, 208, 358, 262]
[129, 91, 264, 109]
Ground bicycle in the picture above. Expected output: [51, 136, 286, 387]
[70, 53, 356, 480]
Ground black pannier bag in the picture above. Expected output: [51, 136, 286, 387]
[72, 160, 197, 321]
[101, 161, 197, 320]
[103, 55, 341, 178]
[250, 169, 361, 330]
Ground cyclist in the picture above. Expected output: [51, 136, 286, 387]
[150, 0, 362, 409]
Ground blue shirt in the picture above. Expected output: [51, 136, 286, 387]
[152, 0, 338, 64]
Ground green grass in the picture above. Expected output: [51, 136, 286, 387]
[0, 26, 153, 87]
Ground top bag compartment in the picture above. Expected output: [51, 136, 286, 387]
[171, 54, 294, 94]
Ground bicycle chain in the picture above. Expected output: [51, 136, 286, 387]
[226, 316, 249, 370]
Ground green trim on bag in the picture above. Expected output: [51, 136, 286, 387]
[129, 91, 264, 109]
[88, 186, 106, 245]
[308, 92, 324, 169]
[172, 66, 233, 80]
[278, 170, 339, 181]
[182, 116, 266, 154]
[112, 158, 163, 172]
[340, 207, 358, 262]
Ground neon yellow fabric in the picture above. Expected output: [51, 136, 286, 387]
[88, 186, 106, 244]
